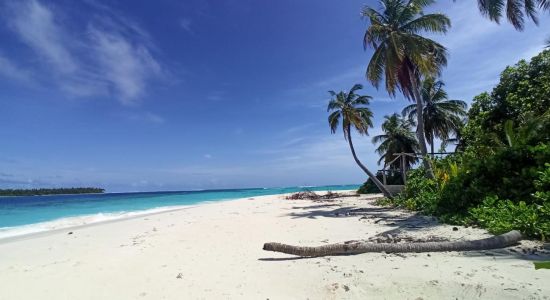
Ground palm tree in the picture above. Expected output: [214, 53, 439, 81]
[402, 78, 467, 156]
[327, 84, 393, 198]
[363, 0, 450, 178]
[477, 0, 549, 30]
[372, 114, 419, 182]
[441, 117, 467, 152]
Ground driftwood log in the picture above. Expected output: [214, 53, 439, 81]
[263, 230, 522, 257]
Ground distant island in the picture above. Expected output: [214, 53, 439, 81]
[0, 187, 105, 196]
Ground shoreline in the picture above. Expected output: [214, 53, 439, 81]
[0, 205, 197, 244]
[0, 191, 548, 299]
[0, 190, 353, 243]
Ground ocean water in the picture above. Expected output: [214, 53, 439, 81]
[0, 185, 358, 239]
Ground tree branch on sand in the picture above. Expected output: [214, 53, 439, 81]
[263, 230, 522, 257]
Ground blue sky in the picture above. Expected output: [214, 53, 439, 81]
[0, 0, 548, 192]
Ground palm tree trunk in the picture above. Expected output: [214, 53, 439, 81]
[263, 230, 521, 257]
[430, 136, 435, 157]
[412, 78, 435, 179]
[345, 129, 393, 199]
[400, 154, 406, 184]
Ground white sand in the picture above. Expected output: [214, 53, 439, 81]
[0, 192, 548, 299]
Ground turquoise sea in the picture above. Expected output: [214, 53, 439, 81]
[0, 185, 358, 239]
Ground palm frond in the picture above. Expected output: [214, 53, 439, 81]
[400, 14, 451, 34]
[353, 95, 372, 106]
[372, 134, 389, 144]
[366, 44, 387, 89]
[328, 111, 341, 134]
[402, 103, 417, 119]
[507, 0, 526, 29]
[524, 0, 539, 24]
[478, 0, 504, 23]
[347, 84, 364, 102]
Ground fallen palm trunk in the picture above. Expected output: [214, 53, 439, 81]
[263, 230, 522, 257]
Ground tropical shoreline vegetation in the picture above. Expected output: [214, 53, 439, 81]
[0, 187, 105, 196]
[377, 50, 550, 240]
[327, 0, 549, 240]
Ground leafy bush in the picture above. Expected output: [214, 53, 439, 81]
[462, 50, 550, 150]
[385, 157, 550, 239]
[470, 196, 550, 240]
[437, 143, 550, 215]
[394, 168, 440, 213]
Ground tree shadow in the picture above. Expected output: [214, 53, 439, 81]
[285, 205, 439, 236]
[461, 247, 550, 261]
[285, 206, 359, 219]
[263, 200, 550, 262]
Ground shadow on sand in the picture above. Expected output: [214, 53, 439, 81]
[271, 200, 550, 261]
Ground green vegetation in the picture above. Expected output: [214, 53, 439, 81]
[358, 171, 403, 194]
[0, 187, 105, 196]
[373, 114, 418, 170]
[330, 0, 549, 240]
[402, 77, 467, 156]
[534, 261, 550, 269]
[363, 0, 450, 177]
[377, 51, 550, 240]
[327, 84, 392, 198]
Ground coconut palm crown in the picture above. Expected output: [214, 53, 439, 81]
[402, 77, 468, 155]
[372, 113, 419, 170]
[363, 0, 450, 100]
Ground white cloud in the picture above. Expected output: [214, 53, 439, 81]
[89, 27, 162, 103]
[3, 0, 164, 105]
[0, 54, 32, 83]
[7, 0, 77, 74]
[179, 18, 193, 34]
[121, 111, 165, 124]
[203, 154, 212, 159]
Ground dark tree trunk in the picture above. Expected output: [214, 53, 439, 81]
[400, 154, 406, 184]
[345, 128, 393, 199]
[263, 231, 522, 257]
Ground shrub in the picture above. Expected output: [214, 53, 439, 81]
[470, 196, 550, 240]
[394, 168, 440, 213]
[437, 143, 550, 215]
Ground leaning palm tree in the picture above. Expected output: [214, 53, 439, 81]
[327, 84, 393, 198]
[372, 114, 419, 181]
[363, 0, 450, 177]
[402, 78, 467, 156]
[477, 0, 549, 30]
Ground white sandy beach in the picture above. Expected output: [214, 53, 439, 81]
[0, 192, 548, 300]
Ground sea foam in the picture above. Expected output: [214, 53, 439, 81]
[0, 205, 191, 240]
